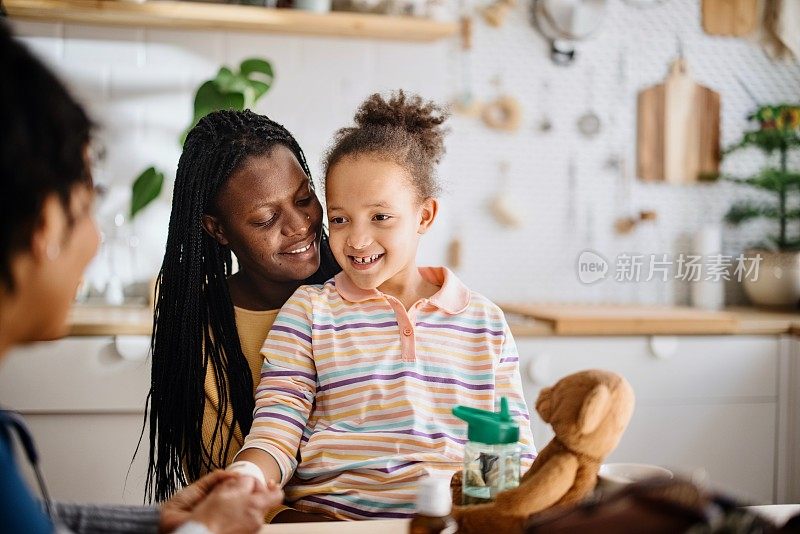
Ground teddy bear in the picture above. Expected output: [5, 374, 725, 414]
[450, 369, 636, 534]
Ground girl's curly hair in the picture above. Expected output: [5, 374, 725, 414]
[324, 90, 448, 199]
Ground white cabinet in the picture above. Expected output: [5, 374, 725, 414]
[0, 336, 151, 505]
[516, 335, 793, 505]
[1, 333, 797, 507]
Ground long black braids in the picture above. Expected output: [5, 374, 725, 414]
[142, 109, 339, 503]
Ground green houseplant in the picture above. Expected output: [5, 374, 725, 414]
[723, 104, 800, 307]
[130, 58, 274, 219]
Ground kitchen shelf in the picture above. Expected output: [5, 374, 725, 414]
[4, 0, 458, 41]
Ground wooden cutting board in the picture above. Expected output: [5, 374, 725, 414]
[702, 0, 759, 37]
[637, 58, 720, 184]
[500, 303, 739, 335]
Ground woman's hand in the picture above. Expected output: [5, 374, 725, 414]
[159, 470, 283, 533]
[189, 476, 282, 533]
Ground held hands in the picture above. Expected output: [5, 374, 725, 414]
[159, 469, 284, 534]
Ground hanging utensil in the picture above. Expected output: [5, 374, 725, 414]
[488, 161, 523, 228]
[566, 154, 578, 231]
[605, 46, 627, 170]
[613, 156, 638, 235]
[577, 67, 602, 139]
[530, 0, 608, 66]
[481, 75, 523, 133]
[535, 80, 554, 133]
[453, 12, 482, 117]
[636, 56, 720, 183]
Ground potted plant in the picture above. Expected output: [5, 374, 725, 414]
[723, 104, 800, 307]
[113, 59, 273, 305]
[131, 57, 274, 218]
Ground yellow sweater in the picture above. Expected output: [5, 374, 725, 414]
[200, 306, 278, 474]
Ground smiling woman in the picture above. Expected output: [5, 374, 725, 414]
[201, 146, 324, 311]
[145, 110, 340, 505]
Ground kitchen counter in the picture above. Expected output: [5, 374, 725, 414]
[502, 304, 800, 336]
[68, 304, 152, 336]
[68, 303, 800, 337]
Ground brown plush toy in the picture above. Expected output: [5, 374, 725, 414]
[451, 369, 636, 534]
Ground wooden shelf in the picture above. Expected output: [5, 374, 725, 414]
[4, 0, 458, 41]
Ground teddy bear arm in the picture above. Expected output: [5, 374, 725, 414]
[496, 452, 579, 514]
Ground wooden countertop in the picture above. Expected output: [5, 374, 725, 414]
[67, 303, 800, 337]
[68, 304, 152, 336]
[502, 303, 800, 336]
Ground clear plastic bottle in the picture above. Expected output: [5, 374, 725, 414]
[409, 477, 458, 534]
[452, 397, 521, 505]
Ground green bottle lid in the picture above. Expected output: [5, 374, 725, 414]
[452, 397, 519, 445]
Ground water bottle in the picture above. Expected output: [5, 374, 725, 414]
[452, 397, 521, 505]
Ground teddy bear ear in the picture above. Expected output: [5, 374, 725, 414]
[578, 384, 611, 435]
[536, 387, 553, 422]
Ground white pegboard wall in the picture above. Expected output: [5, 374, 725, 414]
[10, 0, 800, 306]
[445, 0, 800, 304]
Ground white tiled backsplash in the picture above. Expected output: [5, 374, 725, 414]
[12, 0, 800, 305]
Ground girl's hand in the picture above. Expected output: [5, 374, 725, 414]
[263, 479, 285, 513]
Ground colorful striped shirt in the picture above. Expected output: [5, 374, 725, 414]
[241, 267, 535, 520]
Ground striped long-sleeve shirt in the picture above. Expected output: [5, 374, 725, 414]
[241, 267, 535, 520]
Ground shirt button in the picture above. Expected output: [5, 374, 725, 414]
[402, 327, 413, 336]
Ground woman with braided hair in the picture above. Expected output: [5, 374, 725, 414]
[145, 110, 340, 519]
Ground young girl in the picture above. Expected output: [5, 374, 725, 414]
[233, 91, 534, 520]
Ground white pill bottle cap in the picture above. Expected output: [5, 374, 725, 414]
[415, 476, 452, 517]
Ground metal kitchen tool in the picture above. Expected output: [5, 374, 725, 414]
[566, 154, 578, 230]
[530, 0, 608, 66]
[535, 80, 554, 133]
[577, 67, 602, 139]
[605, 47, 627, 170]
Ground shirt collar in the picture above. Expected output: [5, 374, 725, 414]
[333, 266, 470, 314]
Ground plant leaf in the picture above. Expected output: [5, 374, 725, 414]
[196, 80, 245, 119]
[240, 58, 274, 84]
[183, 80, 246, 141]
[215, 67, 236, 92]
[724, 128, 800, 155]
[131, 166, 164, 219]
[698, 171, 721, 182]
[724, 202, 778, 225]
[725, 201, 800, 224]
[725, 168, 800, 191]
[249, 80, 271, 101]
[179, 57, 273, 145]
[219, 72, 251, 96]
[240, 58, 274, 100]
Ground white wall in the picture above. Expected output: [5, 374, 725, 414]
[12, 0, 800, 305]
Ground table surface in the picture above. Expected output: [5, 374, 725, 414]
[262, 519, 410, 533]
[259, 505, 800, 532]
[746, 505, 800, 526]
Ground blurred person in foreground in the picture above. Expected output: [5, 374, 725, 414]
[0, 21, 282, 534]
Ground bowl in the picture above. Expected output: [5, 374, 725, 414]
[598, 463, 673, 491]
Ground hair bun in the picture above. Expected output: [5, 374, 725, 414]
[354, 90, 448, 162]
